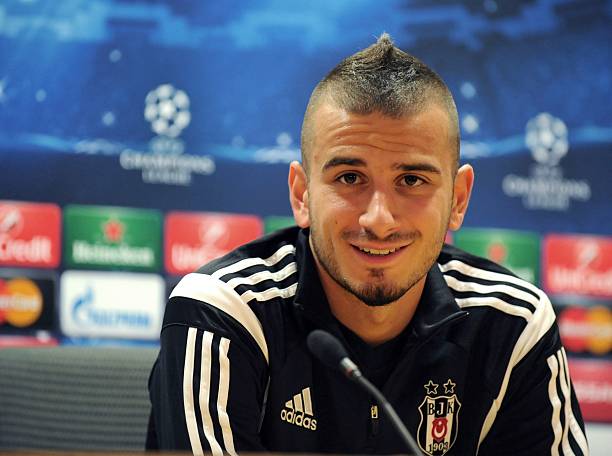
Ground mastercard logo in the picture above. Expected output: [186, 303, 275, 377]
[0, 278, 43, 327]
[558, 306, 612, 355]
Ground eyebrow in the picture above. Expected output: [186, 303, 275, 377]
[393, 162, 441, 174]
[322, 157, 366, 171]
[322, 156, 441, 175]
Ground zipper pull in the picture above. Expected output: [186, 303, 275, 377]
[370, 404, 379, 436]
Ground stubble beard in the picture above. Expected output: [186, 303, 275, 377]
[309, 220, 448, 307]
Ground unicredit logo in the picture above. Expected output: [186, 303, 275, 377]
[0, 202, 60, 268]
[0, 234, 52, 263]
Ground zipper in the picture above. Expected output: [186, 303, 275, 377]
[369, 404, 379, 437]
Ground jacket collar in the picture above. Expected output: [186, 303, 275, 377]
[293, 228, 467, 341]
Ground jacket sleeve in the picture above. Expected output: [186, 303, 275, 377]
[478, 321, 589, 456]
[148, 292, 270, 454]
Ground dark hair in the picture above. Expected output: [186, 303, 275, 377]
[301, 33, 459, 173]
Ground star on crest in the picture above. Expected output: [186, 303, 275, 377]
[444, 379, 456, 394]
[424, 380, 439, 395]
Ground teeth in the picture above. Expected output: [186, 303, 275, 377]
[359, 247, 398, 255]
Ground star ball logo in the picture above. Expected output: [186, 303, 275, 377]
[417, 379, 461, 456]
[119, 83, 215, 186]
[144, 84, 191, 139]
[502, 112, 591, 211]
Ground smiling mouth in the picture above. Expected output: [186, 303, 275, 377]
[357, 246, 404, 256]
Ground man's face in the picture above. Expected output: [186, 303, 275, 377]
[290, 103, 472, 307]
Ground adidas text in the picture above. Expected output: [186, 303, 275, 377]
[280, 409, 317, 431]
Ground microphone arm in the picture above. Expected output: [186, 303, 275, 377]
[345, 361, 422, 456]
[307, 330, 423, 456]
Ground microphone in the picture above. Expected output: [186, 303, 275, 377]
[307, 329, 423, 456]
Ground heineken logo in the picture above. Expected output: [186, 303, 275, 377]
[417, 379, 461, 456]
[65, 205, 161, 272]
[72, 241, 154, 267]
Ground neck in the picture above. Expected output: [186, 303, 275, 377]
[318, 267, 425, 346]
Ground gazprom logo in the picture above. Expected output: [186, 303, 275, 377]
[71, 286, 151, 329]
[60, 271, 164, 339]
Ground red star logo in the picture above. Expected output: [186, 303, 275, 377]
[103, 219, 124, 243]
[488, 242, 507, 264]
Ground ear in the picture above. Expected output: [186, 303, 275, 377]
[288, 161, 310, 228]
[448, 164, 474, 231]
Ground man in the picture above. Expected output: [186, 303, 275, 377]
[147, 34, 588, 455]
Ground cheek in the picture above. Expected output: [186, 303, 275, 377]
[313, 190, 356, 217]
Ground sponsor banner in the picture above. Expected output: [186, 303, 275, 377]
[60, 337, 159, 348]
[556, 303, 612, 356]
[0, 334, 58, 347]
[0, 201, 61, 268]
[453, 228, 540, 283]
[64, 205, 162, 272]
[543, 234, 612, 298]
[60, 270, 164, 340]
[165, 211, 263, 275]
[568, 358, 612, 423]
[0, 270, 56, 332]
[264, 216, 295, 234]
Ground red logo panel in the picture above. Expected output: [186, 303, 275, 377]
[0, 201, 61, 268]
[543, 235, 612, 298]
[165, 212, 263, 275]
[568, 358, 612, 423]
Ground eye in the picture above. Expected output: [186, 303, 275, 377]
[338, 173, 361, 185]
[400, 174, 425, 187]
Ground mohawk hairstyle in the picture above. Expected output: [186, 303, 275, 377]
[301, 33, 459, 173]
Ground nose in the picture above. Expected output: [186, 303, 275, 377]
[358, 190, 400, 239]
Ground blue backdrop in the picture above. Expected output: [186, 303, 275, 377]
[0, 0, 610, 235]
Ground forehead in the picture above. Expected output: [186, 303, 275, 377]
[309, 103, 454, 170]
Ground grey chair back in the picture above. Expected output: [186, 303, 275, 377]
[0, 346, 157, 450]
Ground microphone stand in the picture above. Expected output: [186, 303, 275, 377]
[349, 368, 423, 456]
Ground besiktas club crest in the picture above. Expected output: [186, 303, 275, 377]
[417, 379, 461, 456]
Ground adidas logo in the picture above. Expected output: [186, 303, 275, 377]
[280, 387, 317, 431]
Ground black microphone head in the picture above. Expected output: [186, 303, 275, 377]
[307, 329, 349, 371]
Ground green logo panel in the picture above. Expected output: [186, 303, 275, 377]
[453, 228, 540, 284]
[264, 216, 296, 234]
[64, 205, 162, 271]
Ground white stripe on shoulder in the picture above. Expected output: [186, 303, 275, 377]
[439, 259, 541, 296]
[211, 244, 296, 280]
[444, 274, 539, 311]
[226, 261, 297, 289]
[172, 273, 269, 363]
[454, 296, 533, 321]
[240, 283, 298, 303]
[183, 327, 204, 456]
[199, 331, 223, 456]
[473, 278, 557, 448]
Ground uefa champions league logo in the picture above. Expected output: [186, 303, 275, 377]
[118, 83, 214, 185]
[502, 112, 590, 211]
[525, 112, 568, 167]
[144, 84, 191, 139]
